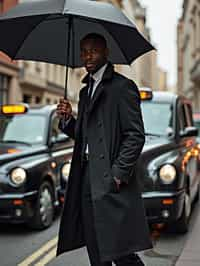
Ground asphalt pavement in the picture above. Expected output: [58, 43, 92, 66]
[175, 200, 200, 266]
[1, 202, 200, 266]
[48, 201, 200, 266]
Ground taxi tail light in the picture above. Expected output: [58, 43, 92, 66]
[60, 196, 65, 203]
[13, 199, 24, 206]
[152, 223, 165, 230]
[7, 149, 21, 154]
[139, 89, 153, 100]
[151, 223, 165, 239]
[162, 199, 174, 205]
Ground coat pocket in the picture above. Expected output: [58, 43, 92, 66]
[103, 174, 119, 194]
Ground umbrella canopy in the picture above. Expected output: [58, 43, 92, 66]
[0, 0, 154, 67]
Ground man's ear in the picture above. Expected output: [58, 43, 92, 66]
[105, 47, 109, 57]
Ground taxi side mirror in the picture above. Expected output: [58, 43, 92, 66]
[50, 134, 69, 145]
[180, 126, 198, 138]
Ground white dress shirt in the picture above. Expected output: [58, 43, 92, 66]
[88, 63, 107, 98]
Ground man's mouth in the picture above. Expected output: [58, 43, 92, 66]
[86, 63, 95, 67]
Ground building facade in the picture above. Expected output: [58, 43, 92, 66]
[178, 0, 200, 110]
[102, 0, 158, 90]
[0, 0, 20, 105]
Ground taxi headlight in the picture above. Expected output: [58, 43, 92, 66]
[159, 164, 176, 184]
[10, 168, 27, 186]
[61, 163, 71, 182]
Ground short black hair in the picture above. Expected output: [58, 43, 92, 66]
[81, 33, 107, 48]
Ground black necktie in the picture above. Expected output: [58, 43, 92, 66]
[81, 76, 94, 161]
[88, 76, 95, 101]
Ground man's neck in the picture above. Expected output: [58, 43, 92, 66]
[91, 63, 108, 82]
[90, 61, 108, 75]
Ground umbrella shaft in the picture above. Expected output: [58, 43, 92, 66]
[64, 16, 72, 99]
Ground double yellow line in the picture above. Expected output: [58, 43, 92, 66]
[18, 236, 58, 266]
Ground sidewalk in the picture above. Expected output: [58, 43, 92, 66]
[175, 203, 200, 266]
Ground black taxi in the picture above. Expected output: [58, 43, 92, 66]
[0, 104, 73, 229]
[138, 88, 200, 233]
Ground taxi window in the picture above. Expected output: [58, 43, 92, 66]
[141, 102, 173, 136]
[50, 115, 69, 143]
[178, 104, 188, 130]
[184, 104, 193, 127]
[0, 114, 46, 145]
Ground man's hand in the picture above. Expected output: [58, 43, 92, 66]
[113, 177, 129, 191]
[56, 98, 72, 120]
[113, 177, 121, 191]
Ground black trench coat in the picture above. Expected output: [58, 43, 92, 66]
[57, 63, 152, 262]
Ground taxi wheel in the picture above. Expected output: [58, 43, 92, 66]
[175, 191, 191, 234]
[28, 182, 54, 230]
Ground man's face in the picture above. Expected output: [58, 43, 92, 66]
[80, 38, 108, 74]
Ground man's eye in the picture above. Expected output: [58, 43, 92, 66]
[80, 49, 99, 56]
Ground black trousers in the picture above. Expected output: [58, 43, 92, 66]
[81, 160, 145, 266]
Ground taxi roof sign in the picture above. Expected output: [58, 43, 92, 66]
[139, 88, 153, 100]
[1, 104, 28, 115]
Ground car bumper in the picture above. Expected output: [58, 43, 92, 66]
[0, 191, 38, 223]
[142, 190, 185, 223]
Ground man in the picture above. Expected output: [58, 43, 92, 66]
[56, 33, 152, 266]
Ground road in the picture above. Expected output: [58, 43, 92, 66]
[0, 202, 199, 266]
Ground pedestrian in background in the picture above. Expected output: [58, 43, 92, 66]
[56, 33, 152, 266]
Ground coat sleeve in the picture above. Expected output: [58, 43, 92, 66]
[58, 116, 76, 139]
[58, 89, 84, 139]
[111, 80, 145, 183]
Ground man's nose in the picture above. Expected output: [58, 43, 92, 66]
[85, 52, 92, 60]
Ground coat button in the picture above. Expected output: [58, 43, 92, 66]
[99, 137, 103, 143]
[100, 154, 104, 159]
[104, 172, 108, 178]
[97, 121, 102, 127]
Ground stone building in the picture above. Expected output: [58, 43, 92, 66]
[177, 0, 200, 110]
[98, 0, 158, 89]
[0, 0, 20, 105]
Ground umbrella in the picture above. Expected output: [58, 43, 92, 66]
[0, 0, 155, 98]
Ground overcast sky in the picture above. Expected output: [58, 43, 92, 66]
[139, 0, 184, 87]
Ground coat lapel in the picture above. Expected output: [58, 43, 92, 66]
[88, 82, 105, 115]
[75, 87, 88, 138]
[81, 62, 114, 117]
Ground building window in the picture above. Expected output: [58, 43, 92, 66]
[23, 94, 32, 104]
[35, 96, 41, 104]
[0, 74, 9, 105]
[46, 98, 51, 104]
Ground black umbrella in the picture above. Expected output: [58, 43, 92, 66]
[0, 0, 155, 98]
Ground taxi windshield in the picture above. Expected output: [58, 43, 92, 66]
[141, 102, 173, 136]
[0, 114, 46, 145]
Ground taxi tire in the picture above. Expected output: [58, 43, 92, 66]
[175, 191, 191, 234]
[28, 181, 54, 230]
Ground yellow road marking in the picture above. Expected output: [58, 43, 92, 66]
[34, 247, 57, 266]
[18, 236, 58, 266]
